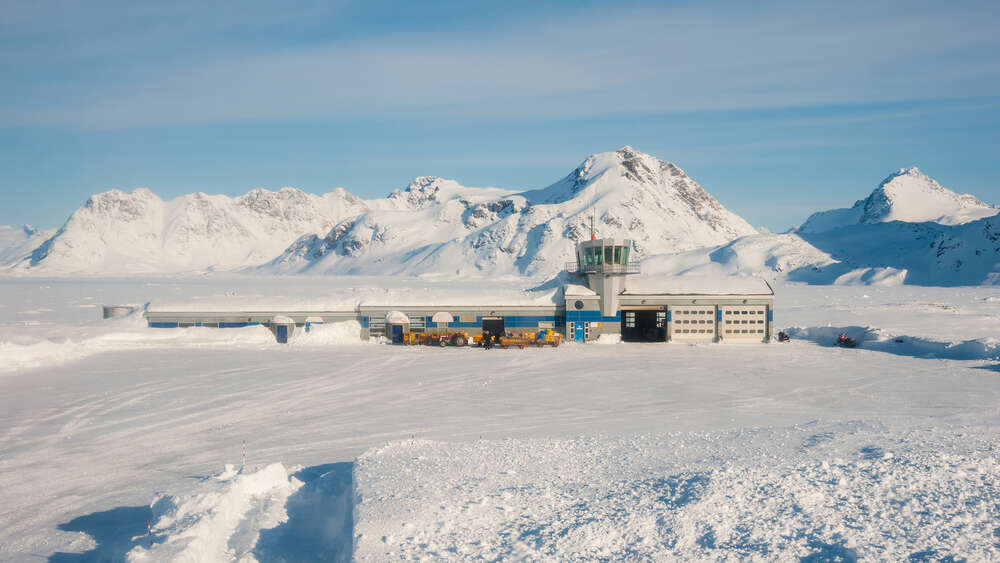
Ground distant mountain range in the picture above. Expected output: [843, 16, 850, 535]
[1, 148, 997, 285]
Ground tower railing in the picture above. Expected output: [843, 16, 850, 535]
[565, 261, 641, 275]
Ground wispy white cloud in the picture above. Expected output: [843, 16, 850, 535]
[3, 0, 999, 128]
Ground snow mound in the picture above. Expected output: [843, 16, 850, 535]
[355, 425, 999, 561]
[783, 325, 1000, 361]
[291, 321, 365, 346]
[0, 324, 276, 374]
[127, 463, 302, 562]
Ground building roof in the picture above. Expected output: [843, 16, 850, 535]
[623, 275, 773, 296]
[563, 284, 598, 297]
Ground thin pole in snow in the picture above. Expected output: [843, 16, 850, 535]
[242, 440, 246, 469]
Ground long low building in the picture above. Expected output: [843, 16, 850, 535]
[146, 237, 775, 343]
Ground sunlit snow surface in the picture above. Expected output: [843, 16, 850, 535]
[0, 276, 998, 561]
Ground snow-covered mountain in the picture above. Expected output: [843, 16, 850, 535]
[263, 147, 757, 277]
[652, 168, 1000, 286]
[799, 167, 998, 233]
[8, 187, 367, 274]
[5, 152, 997, 285]
[0, 225, 55, 266]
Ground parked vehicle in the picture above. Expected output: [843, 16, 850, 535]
[836, 333, 858, 348]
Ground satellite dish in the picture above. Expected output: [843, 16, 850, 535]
[385, 310, 409, 324]
[431, 312, 454, 323]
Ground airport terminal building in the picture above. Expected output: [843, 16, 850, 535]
[145, 237, 774, 343]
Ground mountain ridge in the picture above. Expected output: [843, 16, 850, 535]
[2, 150, 997, 286]
[799, 167, 998, 233]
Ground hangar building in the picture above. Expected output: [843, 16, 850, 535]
[145, 237, 774, 343]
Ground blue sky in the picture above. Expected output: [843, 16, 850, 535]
[1, 0, 998, 231]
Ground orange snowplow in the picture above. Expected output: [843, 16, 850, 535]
[474, 329, 562, 348]
[400, 331, 471, 346]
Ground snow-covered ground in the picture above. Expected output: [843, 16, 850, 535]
[0, 276, 998, 561]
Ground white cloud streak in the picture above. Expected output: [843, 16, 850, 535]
[3, 0, 999, 128]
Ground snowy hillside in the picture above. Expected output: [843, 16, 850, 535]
[644, 217, 1000, 286]
[5, 154, 997, 285]
[799, 167, 998, 233]
[0, 225, 54, 266]
[7, 187, 367, 274]
[648, 169, 1000, 286]
[263, 147, 757, 277]
[3, 147, 755, 277]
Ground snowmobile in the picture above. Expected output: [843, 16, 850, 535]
[836, 333, 857, 348]
[777, 331, 790, 342]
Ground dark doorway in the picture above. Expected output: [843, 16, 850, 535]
[481, 316, 505, 343]
[621, 310, 666, 342]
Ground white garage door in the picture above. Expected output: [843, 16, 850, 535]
[670, 306, 716, 341]
[720, 306, 768, 341]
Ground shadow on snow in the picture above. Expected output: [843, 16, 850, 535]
[49, 505, 152, 562]
[784, 325, 998, 362]
[48, 462, 355, 563]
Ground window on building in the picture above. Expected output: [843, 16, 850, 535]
[604, 246, 613, 264]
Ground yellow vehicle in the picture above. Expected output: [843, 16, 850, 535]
[475, 329, 562, 348]
[399, 331, 471, 347]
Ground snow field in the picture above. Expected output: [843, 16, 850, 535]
[0, 321, 368, 375]
[1, 278, 999, 560]
[353, 424, 999, 561]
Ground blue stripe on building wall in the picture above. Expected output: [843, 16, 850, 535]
[149, 322, 179, 328]
[768, 309, 774, 322]
[563, 311, 618, 323]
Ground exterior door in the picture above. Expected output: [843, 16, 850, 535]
[276, 325, 288, 344]
[574, 322, 585, 342]
[720, 306, 768, 341]
[669, 306, 717, 341]
[391, 324, 404, 343]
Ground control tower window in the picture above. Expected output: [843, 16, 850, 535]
[622, 246, 629, 264]
[604, 246, 613, 264]
[614, 246, 622, 264]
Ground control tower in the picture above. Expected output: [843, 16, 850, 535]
[567, 237, 640, 317]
